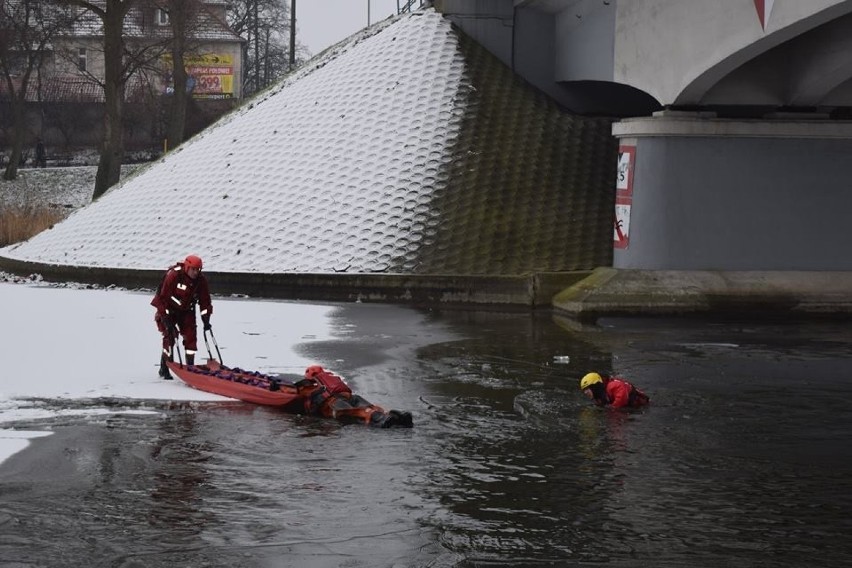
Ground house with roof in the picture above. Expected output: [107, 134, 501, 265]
[53, 0, 243, 101]
[0, 0, 244, 159]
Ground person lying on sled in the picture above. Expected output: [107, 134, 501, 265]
[298, 365, 413, 428]
[579, 372, 650, 409]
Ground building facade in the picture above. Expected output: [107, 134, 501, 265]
[1, 0, 244, 158]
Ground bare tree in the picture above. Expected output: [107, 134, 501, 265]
[57, 0, 136, 198]
[156, 0, 207, 149]
[60, 0, 174, 199]
[43, 102, 89, 151]
[226, 0, 305, 96]
[0, 0, 76, 180]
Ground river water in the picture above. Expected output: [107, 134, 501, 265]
[1, 304, 851, 567]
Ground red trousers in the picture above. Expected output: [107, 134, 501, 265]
[155, 310, 198, 356]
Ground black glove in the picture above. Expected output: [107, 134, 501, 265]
[157, 312, 176, 337]
[156, 311, 170, 330]
[202, 315, 212, 331]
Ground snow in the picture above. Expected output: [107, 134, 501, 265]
[0, 164, 140, 211]
[1, 10, 466, 274]
[0, 279, 336, 466]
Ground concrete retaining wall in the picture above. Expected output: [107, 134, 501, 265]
[0, 256, 588, 309]
[553, 267, 852, 321]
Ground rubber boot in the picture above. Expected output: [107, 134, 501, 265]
[159, 353, 172, 380]
[186, 353, 195, 367]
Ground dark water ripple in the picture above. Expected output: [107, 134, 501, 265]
[2, 311, 852, 567]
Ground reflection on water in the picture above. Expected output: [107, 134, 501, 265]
[2, 309, 852, 567]
[147, 412, 215, 539]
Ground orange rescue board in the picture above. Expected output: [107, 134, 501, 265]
[166, 359, 303, 409]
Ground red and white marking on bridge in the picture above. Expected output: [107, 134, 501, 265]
[614, 145, 636, 250]
[754, 0, 775, 30]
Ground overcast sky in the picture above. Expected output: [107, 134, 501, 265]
[297, 0, 405, 55]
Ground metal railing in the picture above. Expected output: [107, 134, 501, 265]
[398, 0, 426, 14]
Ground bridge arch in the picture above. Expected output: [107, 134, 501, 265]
[676, 4, 852, 110]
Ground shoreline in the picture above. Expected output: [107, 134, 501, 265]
[3, 257, 852, 319]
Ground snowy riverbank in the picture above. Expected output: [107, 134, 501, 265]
[0, 279, 337, 465]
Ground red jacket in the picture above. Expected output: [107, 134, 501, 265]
[151, 262, 212, 319]
[606, 377, 650, 408]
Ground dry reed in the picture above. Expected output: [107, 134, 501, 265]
[0, 205, 66, 247]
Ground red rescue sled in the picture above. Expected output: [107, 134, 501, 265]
[166, 359, 304, 411]
[166, 359, 413, 428]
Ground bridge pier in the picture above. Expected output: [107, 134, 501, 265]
[611, 111, 852, 270]
[554, 111, 852, 319]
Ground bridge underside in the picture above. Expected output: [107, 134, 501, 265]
[678, 9, 852, 116]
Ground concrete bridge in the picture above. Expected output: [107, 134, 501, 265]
[437, 0, 852, 317]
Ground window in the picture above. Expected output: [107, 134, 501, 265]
[157, 8, 170, 25]
[77, 48, 87, 72]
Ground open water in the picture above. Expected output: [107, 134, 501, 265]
[1, 304, 851, 567]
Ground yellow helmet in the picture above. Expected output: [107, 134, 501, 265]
[579, 372, 603, 390]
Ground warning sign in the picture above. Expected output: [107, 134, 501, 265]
[614, 196, 631, 249]
[614, 145, 635, 249]
[616, 145, 635, 196]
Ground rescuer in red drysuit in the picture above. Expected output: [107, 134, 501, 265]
[151, 255, 213, 378]
[579, 372, 650, 409]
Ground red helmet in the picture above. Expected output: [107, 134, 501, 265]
[184, 255, 203, 270]
[305, 365, 325, 379]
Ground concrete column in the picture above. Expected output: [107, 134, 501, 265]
[611, 112, 852, 270]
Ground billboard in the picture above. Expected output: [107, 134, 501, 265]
[162, 53, 235, 99]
